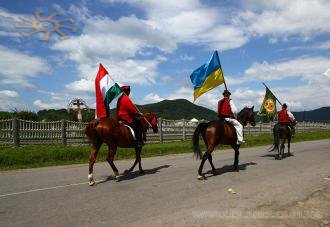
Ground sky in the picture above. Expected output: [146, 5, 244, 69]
[1, 0, 330, 115]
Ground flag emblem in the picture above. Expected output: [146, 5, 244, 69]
[264, 98, 275, 113]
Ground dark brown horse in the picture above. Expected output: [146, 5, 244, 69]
[270, 123, 293, 160]
[85, 112, 158, 186]
[193, 106, 256, 180]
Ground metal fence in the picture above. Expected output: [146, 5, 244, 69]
[0, 118, 329, 146]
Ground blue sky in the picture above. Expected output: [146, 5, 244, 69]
[1, 0, 330, 114]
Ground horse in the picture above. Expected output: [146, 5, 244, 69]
[270, 123, 293, 160]
[85, 112, 158, 186]
[192, 106, 256, 180]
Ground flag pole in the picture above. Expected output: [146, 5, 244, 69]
[262, 82, 282, 106]
[215, 50, 228, 90]
[107, 71, 153, 127]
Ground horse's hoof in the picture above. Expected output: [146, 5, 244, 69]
[212, 170, 218, 175]
[234, 168, 239, 172]
[88, 181, 95, 186]
[111, 175, 120, 181]
[124, 169, 130, 175]
[140, 170, 145, 175]
[197, 175, 205, 180]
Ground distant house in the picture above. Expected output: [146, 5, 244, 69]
[190, 118, 198, 123]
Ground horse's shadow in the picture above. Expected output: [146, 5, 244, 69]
[261, 152, 294, 159]
[205, 162, 257, 178]
[98, 164, 171, 184]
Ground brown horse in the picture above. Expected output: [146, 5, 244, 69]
[193, 106, 256, 180]
[270, 123, 293, 160]
[85, 112, 158, 186]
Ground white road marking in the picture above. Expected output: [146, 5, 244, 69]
[0, 179, 105, 198]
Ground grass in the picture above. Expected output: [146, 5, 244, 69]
[0, 130, 329, 171]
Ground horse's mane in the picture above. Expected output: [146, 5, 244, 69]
[237, 106, 249, 119]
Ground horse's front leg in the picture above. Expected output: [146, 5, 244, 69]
[88, 142, 101, 186]
[125, 147, 144, 174]
[106, 144, 120, 181]
[288, 138, 292, 156]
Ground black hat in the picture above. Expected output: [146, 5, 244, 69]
[223, 90, 231, 95]
[121, 85, 130, 91]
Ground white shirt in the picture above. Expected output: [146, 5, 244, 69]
[287, 111, 295, 121]
[229, 99, 238, 118]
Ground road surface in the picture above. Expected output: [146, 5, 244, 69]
[0, 139, 329, 226]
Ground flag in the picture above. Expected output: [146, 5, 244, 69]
[259, 87, 277, 121]
[190, 51, 225, 101]
[95, 64, 122, 118]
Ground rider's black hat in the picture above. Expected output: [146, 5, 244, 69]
[223, 90, 231, 95]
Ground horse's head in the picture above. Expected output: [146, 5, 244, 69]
[143, 112, 159, 133]
[237, 106, 256, 127]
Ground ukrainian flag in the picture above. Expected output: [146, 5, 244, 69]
[190, 51, 225, 101]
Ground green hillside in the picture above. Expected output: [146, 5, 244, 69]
[136, 99, 218, 120]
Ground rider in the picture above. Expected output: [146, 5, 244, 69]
[277, 103, 296, 137]
[217, 89, 245, 145]
[116, 85, 144, 148]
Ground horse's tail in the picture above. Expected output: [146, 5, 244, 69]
[85, 119, 101, 144]
[193, 122, 209, 160]
[269, 124, 280, 151]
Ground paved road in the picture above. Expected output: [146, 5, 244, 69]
[0, 140, 329, 226]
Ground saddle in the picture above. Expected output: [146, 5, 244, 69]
[118, 121, 136, 140]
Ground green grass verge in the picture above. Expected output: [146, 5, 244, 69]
[0, 130, 329, 171]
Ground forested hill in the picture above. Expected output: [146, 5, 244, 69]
[136, 99, 218, 120]
[293, 107, 330, 122]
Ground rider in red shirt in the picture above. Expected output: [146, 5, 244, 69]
[218, 90, 244, 144]
[116, 86, 143, 148]
[277, 103, 296, 136]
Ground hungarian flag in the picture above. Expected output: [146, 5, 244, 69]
[95, 64, 122, 118]
[259, 87, 277, 121]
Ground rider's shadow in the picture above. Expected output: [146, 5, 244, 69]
[205, 162, 257, 178]
[99, 164, 171, 183]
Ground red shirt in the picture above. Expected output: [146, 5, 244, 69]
[278, 109, 290, 122]
[218, 97, 234, 118]
[116, 95, 137, 123]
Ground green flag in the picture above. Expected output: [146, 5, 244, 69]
[259, 87, 277, 121]
[103, 83, 122, 115]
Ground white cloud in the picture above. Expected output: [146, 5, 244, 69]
[236, 0, 330, 41]
[51, 13, 171, 92]
[65, 79, 93, 92]
[289, 40, 330, 51]
[0, 90, 19, 98]
[142, 93, 164, 104]
[244, 56, 330, 82]
[0, 45, 50, 89]
[33, 99, 65, 110]
[0, 8, 22, 38]
[0, 90, 23, 111]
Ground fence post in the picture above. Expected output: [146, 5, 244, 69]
[159, 118, 163, 143]
[13, 118, 20, 147]
[61, 119, 67, 145]
[182, 119, 186, 140]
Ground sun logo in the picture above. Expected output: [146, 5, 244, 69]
[15, 10, 78, 41]
[264, 98, 275, 113]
